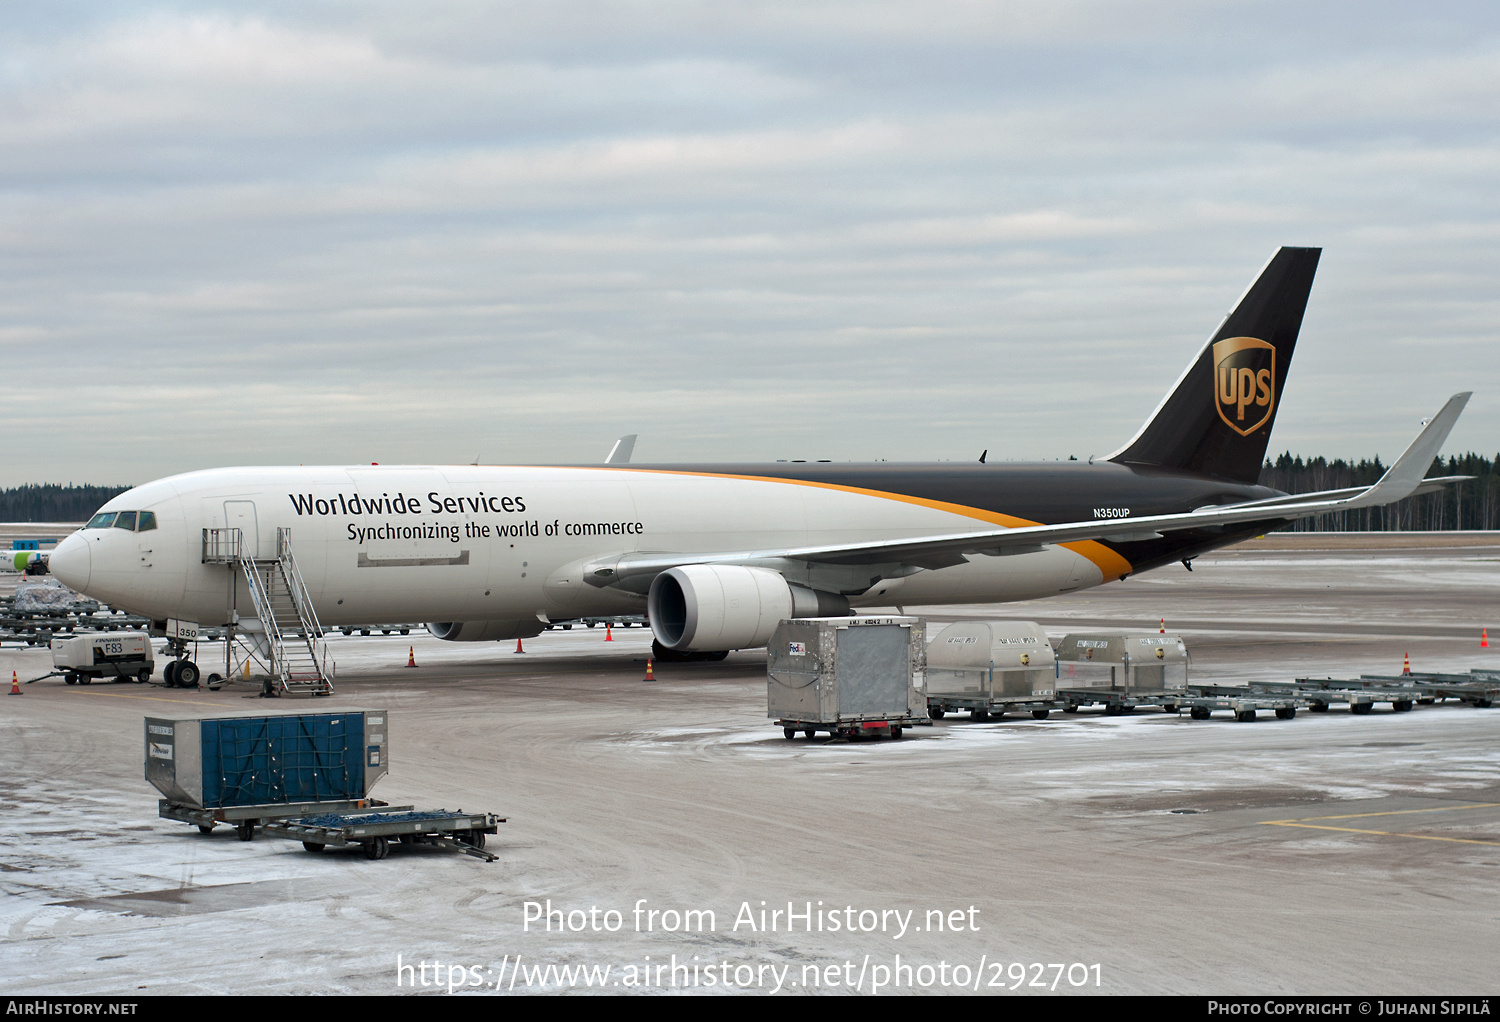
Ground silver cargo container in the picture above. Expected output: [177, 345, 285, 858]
[1055, 633, 1190, 712]
[925, 620, 1057, 720]
[767, 616, 926, 739]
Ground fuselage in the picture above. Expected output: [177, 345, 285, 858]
[48, 461, 1279, 629]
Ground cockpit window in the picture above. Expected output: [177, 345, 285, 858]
[138, 511, 157, 531]
[86, 512, 117, 529]
[113, 511, 138, 531]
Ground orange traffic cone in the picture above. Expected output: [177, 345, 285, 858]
[515, 638, 524, 654]
[1402, 653, 1411, 676]
[9, 671, 20, 695]
[604, 625, 613, 642]
[1159, 618, 1165, 634]
[643, 658, 655, 682]
[1483, 629, 1491, 649]
[405, 646, 417, 668]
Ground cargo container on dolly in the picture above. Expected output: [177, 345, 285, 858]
[1055, 632, 1191, 714]
[146, 708, 503, 861]
[767, 616, 928, 740]
[925, 620, 1058, 720]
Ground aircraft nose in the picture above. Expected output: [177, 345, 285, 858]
[49, 532, 91, 591]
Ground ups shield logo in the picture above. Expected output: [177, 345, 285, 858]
[1213, 337, 1275, 436]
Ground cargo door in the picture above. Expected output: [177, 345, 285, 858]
[1133, 665, 1166, 690]
[767, 620, 825, 721]
[224, 500, 260, 559]
[836, 625, 908, 718]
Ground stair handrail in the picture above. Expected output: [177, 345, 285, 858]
[274, 528, 333, 694]
[276, 528, 326, 641]
[201, 527, 243, 563]
[236, 553, 287, 690]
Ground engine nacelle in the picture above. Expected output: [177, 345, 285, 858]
[647, 565, 850, 652]
[427, 620, 543, 642]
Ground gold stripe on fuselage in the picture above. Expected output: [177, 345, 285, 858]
[559, 466, 1134, 582]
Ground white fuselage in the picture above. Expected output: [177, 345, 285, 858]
[49, 465, 1110, 629]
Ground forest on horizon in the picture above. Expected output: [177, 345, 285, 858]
[0, 455, 1497, 530]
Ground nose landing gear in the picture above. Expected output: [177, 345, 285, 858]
[160, 635, 210, 689]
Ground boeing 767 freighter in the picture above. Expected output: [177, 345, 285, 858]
[47, 248, 1471, 688]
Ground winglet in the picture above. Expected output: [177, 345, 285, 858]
[1352, 393, 1471, 507]
[605, 434, 638, 465]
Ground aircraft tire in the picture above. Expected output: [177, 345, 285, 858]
[176, 661, 200, 688]
[163, 661, 179, 687]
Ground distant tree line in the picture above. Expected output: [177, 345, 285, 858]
[1260, 452, 1500, 531]
[0, 484, 131, 523]
[2, 461, 1498, 531]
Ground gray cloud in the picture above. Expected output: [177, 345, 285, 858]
[1, 2, 1496, 485]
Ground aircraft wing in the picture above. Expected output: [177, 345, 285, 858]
[584, 393, 1470, 588]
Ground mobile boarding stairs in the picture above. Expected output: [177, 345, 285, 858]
[202, 527, 334, 697]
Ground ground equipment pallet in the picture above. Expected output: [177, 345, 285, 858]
[776, 716, 925, 740]
[1058, 689, 1185, 715]
[1283, 678, 1426, 713]
[159, 799, 504, 862]
[1358, 673, 1497, 708]
[1173, 684, 1305, 721]
[927, 697, 1057, 721]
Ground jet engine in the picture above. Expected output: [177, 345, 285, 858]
[647, 564, 849, 652]
[427, 620, 544, 642]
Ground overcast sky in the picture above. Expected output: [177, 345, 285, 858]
[2, 1, 1497, 486]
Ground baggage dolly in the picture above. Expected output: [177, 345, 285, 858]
[160, 799, 504, 862]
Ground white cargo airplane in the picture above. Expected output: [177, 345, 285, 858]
[48, 248, 1471, 685]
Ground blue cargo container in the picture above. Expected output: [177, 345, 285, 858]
[146, 709, 389, 809]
